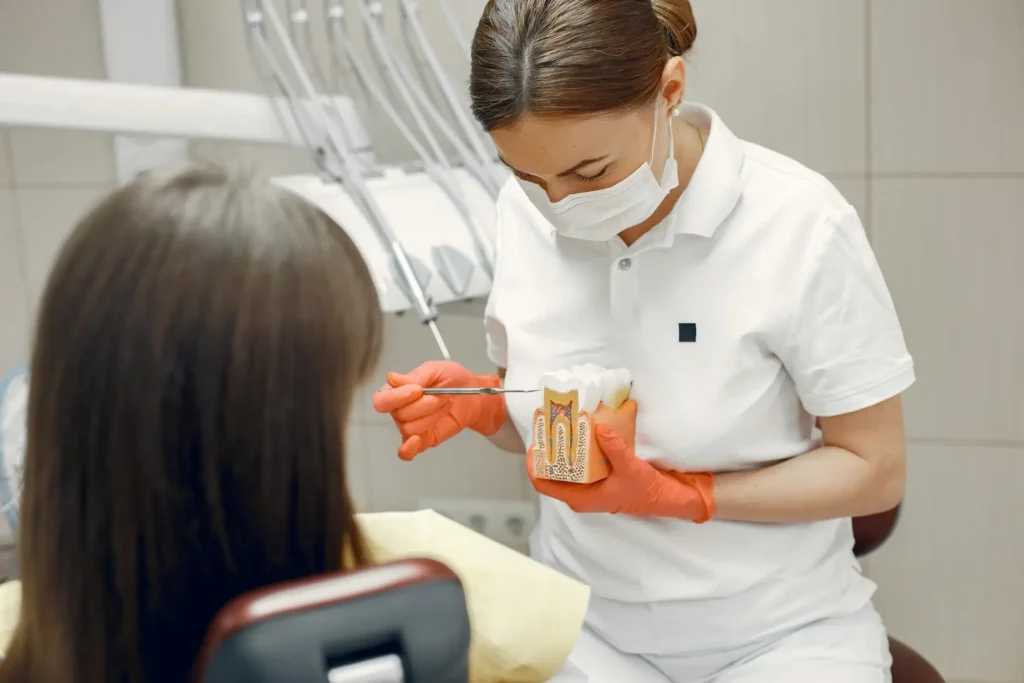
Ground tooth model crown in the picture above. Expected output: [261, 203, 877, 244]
[531, 365, 632, 484]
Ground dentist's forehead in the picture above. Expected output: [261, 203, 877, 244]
[490, 111, 641, 177]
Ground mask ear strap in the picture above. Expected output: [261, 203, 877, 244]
[666, 109, 675, 161]
[649, 102, 662, 165]
[650, 101, 676, 166]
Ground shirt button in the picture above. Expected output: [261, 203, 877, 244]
[618, 258, 632, 271]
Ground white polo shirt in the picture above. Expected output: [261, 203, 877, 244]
[483, 104, 915, 654]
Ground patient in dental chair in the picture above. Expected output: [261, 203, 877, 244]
[0, 162, 589, 683]
[0, 163, 380, 683]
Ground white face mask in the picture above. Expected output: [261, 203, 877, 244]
[517, 103, 679, 241]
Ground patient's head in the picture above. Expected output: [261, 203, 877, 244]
[3, 163, 382, 683]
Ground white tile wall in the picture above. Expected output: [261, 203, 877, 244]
[0, 1, 1022, 681]
[687, 0, 868, 175]
[0, 0, 106, 78]
[7, 129, 117, 187]
[864, 3, 1024, 681]
[0, 190, 30, 372]
[871, 0, 1024, 174]
[0, 133, 13, 187]
[872, 179, 1024, 443]
[16, 187, 110, 313]
[869, 443, 1024, 683]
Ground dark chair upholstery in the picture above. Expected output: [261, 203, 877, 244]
[194, 558, 471, 683]
[852, 506, 945, 683]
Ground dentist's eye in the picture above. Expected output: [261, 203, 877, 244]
[574, 166, 609, 183]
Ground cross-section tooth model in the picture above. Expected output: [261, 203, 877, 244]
[531, 364, 633, 484]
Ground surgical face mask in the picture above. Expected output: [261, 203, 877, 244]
[517, 104, 679, 241]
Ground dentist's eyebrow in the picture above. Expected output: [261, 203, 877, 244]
[497, 154, 609, 178]
[496, 156, 521, 174]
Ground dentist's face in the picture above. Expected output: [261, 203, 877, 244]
[488, 56, 688, 205]
[490, 105, 671, 204]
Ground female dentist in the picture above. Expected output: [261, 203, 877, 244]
[373, 1, 914, 681]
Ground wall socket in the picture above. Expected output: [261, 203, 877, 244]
[419, 498, 538, 554]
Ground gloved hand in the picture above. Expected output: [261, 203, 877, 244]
[527, 401, 715, 522]
[372, 361, 506, 461]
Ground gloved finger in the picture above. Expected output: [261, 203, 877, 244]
[430, 412, 468, 444]
[387, 363, 445, 389]
[391, 394, 450, 423]
[593, 424, 634, 469]
[615, 399, 639, 422]
[398, 405, 454, 436]
[397, 434, 425, 461]
[372, 383, 423, 414]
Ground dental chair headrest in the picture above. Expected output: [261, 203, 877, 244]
[194, 558, 471, 683]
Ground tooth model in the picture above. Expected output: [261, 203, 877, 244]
[531, 364, 632, 484]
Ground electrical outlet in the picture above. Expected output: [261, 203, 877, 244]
[419, 498, 537, 553]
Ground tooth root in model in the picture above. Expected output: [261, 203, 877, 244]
[531, 364, 633, 484]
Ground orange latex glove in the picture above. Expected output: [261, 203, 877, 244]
[372, 361, 506, 461]
[527, 401, 715, 522]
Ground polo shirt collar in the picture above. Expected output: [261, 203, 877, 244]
[669, 103, 745, 238]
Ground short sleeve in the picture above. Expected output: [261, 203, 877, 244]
[776, 208, 915, 417]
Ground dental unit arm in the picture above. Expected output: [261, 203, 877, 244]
[324, 0, 495, 283]
[355, 0, 502, 199]
[397, 0, 497, 172]
[241, 0, 451, 359]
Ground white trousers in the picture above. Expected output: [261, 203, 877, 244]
[550, 604, 893, 683]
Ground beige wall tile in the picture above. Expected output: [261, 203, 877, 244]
[871, 0, 1024, 174]
[177, 0, 263, 93]
[356, 423, 527, 513]
[15, 186, 111, 314]
[0, 133, 13, 188]
[687, 0, 867, 174]
[872, 178, 1024, 442]
[0, 0, 105, 78]
[344, 423, 373, 512]
[8, 129, 116, 186]
[0, 190, 30, 372]
[868, 443, 1024, 683]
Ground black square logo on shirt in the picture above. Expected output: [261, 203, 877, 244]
[678, 323, 697, 343]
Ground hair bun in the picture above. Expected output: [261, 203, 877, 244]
[651, 0, 698, 56]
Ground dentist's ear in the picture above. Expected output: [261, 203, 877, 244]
[661, 55, 688, 111]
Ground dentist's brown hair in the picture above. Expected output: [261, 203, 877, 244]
[469, 0, 697, 131]
[0, 163, 381, 683]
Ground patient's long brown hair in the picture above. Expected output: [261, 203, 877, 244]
[0, 163, 381, 683]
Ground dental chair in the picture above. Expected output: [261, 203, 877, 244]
[853, 506, 945, 683]
[194, 558, 471, 683]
